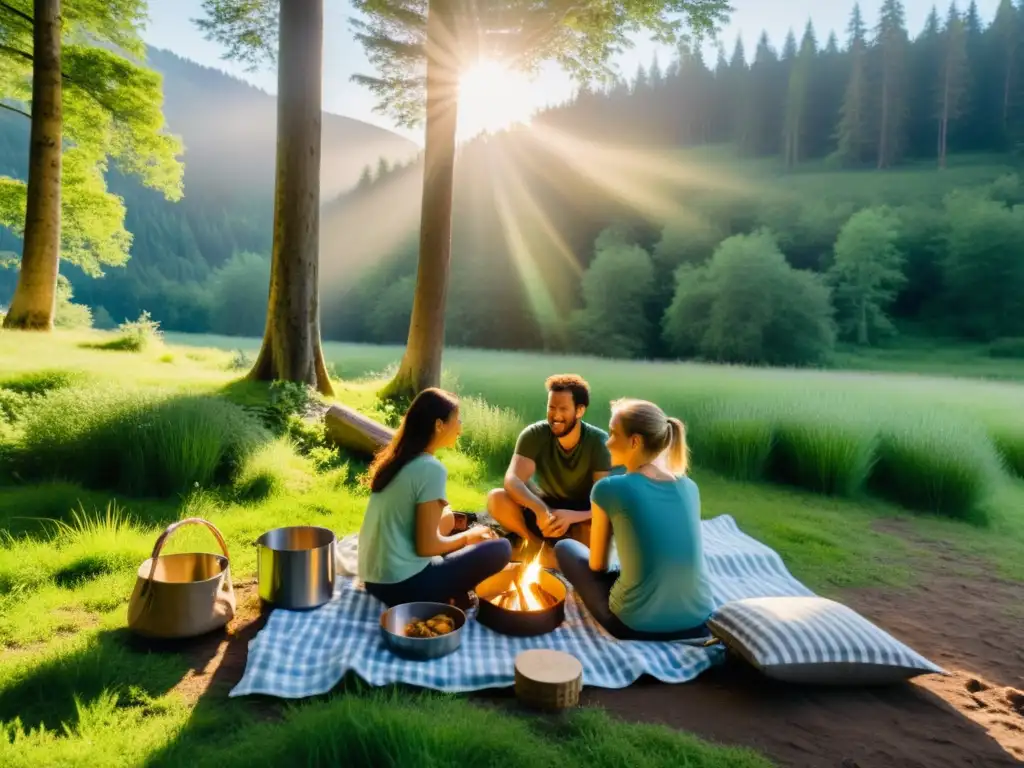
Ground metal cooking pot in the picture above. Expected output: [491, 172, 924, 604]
[256, 526, 336, 610]
[475, 565, 567, 637]
[380, 602, 465, 660]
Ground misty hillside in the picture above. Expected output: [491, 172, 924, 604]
[0, 46, 419, 324]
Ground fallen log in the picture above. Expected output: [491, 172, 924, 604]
[323, 404, 394, 458]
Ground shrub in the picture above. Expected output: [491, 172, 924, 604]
[868, 416, 1001, 523]
[456, 396, 522, 474]
[570, 238, 656, 359]
[233, 440, 313, 502]
[987, 337, 1024, 359]
[92, 311, 163, 352]
[17, 386, 268, 496]
[0, 369, 88, 396]
[662, 230, 837, 367]
[768, 406, 877, 497]
[686, 401, 774, 482]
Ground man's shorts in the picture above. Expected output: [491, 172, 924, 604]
[521, 497, 591, 544]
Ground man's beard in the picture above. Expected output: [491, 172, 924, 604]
[549, 414, 578, 437]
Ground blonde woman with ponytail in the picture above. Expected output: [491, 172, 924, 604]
[553, 398, 715, 640]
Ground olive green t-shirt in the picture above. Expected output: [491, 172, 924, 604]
[513, 420, 612, 506]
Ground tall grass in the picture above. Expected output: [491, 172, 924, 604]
[0, 502, 151, 596]
[455, 396, 522, 474]
[989, 422, 1024, 479]
[686, 400, 775, 482]
[869, 416, 1003, 524]
[768, 406, 877, 497]
[15, 386, 268, 496]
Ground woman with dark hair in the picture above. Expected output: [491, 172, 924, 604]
[358, 388, 512, 607]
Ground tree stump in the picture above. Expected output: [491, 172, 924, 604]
[514, 649, 583, 711]
[323, 404, 393, 457]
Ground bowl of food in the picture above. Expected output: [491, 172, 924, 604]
[380, 601, 465, 660]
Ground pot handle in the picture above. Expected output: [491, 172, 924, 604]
[143, 517, 231, 586]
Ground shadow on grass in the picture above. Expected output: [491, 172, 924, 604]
[0, 481, 201, 536]
[0, 626, 228, 734]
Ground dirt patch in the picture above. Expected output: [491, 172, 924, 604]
[577, 520, 1024, 767]
[165, 580, 269, 704]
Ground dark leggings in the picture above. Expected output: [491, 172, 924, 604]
[365, 538, 512, 607]
[554, 539, 710, 641]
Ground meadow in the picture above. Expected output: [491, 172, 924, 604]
[1, 327, 1023, 767]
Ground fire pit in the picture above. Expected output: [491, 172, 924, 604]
[475, 557, 567, 637]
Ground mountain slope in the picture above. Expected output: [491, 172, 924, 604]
[0, 46, 419, 322]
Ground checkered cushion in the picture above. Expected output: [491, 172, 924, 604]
[708, 596, 946, 685]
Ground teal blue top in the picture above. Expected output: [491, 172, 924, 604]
[591, 473, 715, 633]
[358, 454, 447, 584]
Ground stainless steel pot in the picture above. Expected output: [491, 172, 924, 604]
[380, 602, 465, 660]
[256, 526, 336, 610]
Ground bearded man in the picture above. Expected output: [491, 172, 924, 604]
[486, 374, 612, 565]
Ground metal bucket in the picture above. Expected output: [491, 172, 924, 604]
[256, 526, 336, 610]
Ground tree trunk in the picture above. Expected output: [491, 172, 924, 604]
[3, 0, 62, 331]
[381, 0, 459, 402]
[857, 298, 869, 346]
[877, 74, 889, 170]
[939, 58, 950, 170]
[248, 0, 333, 396]
[1002, 50, 1013, 130]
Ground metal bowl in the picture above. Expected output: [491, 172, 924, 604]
[380, 602, 465, 660]
[256, 526, 336, 610]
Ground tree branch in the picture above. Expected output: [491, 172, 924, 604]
[0, 43, 33, 63]
[0, 1, 34, 27]
[0, 101, 30, 119]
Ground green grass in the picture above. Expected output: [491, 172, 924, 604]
[2, 328, 1024, 767]
[166, 334, 1024, 522]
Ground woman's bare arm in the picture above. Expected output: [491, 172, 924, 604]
[415, 500, 470, 557]
[589, 501, 613, 572]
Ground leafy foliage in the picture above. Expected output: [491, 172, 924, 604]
[570, 231, 656, 358]
[828, 206, 905, 344]
[0, 0, 184, 276]
[348, 0, 731, 128]
[662, 230, 837, 366]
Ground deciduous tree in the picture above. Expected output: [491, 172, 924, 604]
[0, 0, 183, 330]
[828, 207, 905, 345]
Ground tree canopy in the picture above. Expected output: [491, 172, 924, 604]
[0, 0, 184, 276]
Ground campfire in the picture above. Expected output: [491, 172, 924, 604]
[485, 557, 559, 611]
[475, 555, 568, 637]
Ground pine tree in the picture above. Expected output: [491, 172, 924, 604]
[808, 32, 845, 158]
[746, 33, 781, 156]
[938, 2, 969, 168]
[909, 7, 942, 158]
[727, 37, 749, 151]
[987, 0, 1019, 141]
[874, 0, 911, 169]
[835, 3, 872, 165]
[958, 0, 987, 147]
[783, 22, 817, 167]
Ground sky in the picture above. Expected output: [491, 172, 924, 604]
[143, 0, 1003, 144]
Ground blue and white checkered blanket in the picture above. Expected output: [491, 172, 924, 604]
[230, 515, 814, 699]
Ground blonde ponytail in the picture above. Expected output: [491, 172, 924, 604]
[664, 417, 689, 476]
[611, 399, 690, 476]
